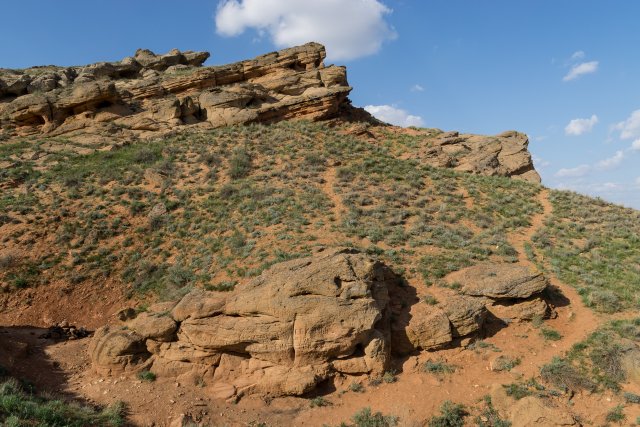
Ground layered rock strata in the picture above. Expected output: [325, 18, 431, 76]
[0, 43, 350, 138]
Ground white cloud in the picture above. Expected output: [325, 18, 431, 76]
[364, 104, 424, 127]
[563, 61, 599, 81]
[564, 114, 598, 136]
[571, 50, 585, 60]
[555, 164, 591, 178]
[215, 0, 397, 61]
[614, 110, 640, 140]
[596, 150, 625, 170]
[411, 84, 424, 92]
[636, 177, 640, 187]
[631, 139, 640, 151]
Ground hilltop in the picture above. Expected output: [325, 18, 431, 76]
[1, 44, 639, 426]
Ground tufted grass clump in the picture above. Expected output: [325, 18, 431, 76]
[350, 407, 399, 427]
[0, 378, 125, 426]
[423, 360, 456, 375]
[427, 401, 467, 427]
[137, 370, 156, 382]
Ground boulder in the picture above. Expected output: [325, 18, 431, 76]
[129, 312, 177, 342]
[392, 303, 452, 354]
[89, 326, 151, 375]
[488, 296, 549, 322]
[91, 248, 399, 397]
[443, 295, 487, 337]
[414, 131, 541, 183]
[452, 264, 547, 299]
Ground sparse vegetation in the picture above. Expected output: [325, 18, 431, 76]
[540, 328, 562, 341]
[349, 382, 365, 393]
[309, 396, 332, 408]
[533, 190, 640, 313]
[427, 401, 467, 427]
[349, 407, 399, 427]
[605, 405, 626, 424]
[423, 360, 456, 375]
[475, 396, 511, 427]
[492, 356, 521, 372]
[540, 357, 594, 393]
[0, 378, 125, 426]
[503, 383, 532, 400]
[137, 370, 156, 382]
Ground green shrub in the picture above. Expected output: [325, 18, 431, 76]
[427, 401, 467, 427]
[475, 396, 511, 427]
[624, 392, 640, 404]
[205, 281, 237, 292]
[350, 407, 398, 427]
[423, 360, 456, 375]
[382, 370, 397, 384]
[492, 356, 520, 372]
[309, 396, 331, 408]
[137, 370, 156, 382]
[503, 383, 532, 400]
[349, 382, 364, 393]
[539, 357, 594, 392]
[605, 405, 625, 424]
[540, 328, 562, 341]
[229, 147, 252, 179]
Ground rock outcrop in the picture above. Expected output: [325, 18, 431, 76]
[412, 130, 541, 183]
[1, 43, 542, 183]
[448, 263, 550, 322]
[0, 43, 350, 138]
[91, 249, 515, 398]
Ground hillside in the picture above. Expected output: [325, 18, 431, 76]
[1, 44, 640, 427]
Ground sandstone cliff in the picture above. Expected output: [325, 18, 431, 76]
[0, 43, 350, 138]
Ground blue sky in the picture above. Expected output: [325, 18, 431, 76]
[2, 1, 639, 208]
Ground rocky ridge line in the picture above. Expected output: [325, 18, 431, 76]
[0, 42, 540, 183]
[0, 43, 350, 138]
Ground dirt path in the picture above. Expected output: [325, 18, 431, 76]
[322, 166, 346, 224]
[508, 188, 599, 355]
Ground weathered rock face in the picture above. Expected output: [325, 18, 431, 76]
[413, 130, 541, 183]
[91, 249, 396, 397]
[0, 43, 351, 138]
[454, 264, 547, 299]
[91, 249, 512, 397]
[448, 263, 550, 322]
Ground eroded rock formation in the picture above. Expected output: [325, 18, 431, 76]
[449, 263, 550, 322]
[411, 130, 541, 183]
[90, 249, 551, 398]
[0, 43, 542, 183]
[0, 43, 350, 138]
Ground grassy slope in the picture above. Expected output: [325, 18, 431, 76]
[0, 121, 543, 301]
[0, 121, 638, 309]
[533, 190, 640, 312]
[1, 120, 640, 423]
